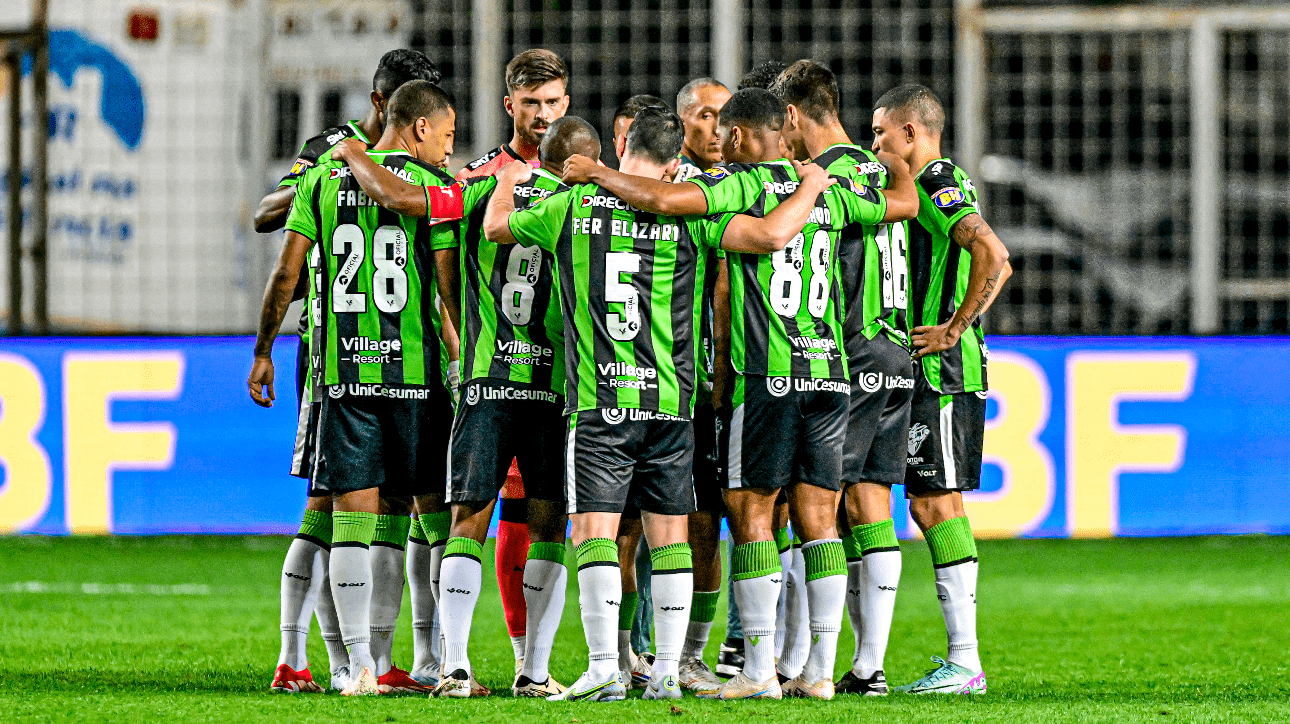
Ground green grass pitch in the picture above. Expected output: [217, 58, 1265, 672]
[2, 535, 1288, 723]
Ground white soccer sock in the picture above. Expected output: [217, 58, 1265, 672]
[521, 556, 567, 682]
[315, 553, 350, 677]
[279, 536, 326, 670]
[800, 540, 847, 683]
[846, 558, 864, 667]
[777, 546, 810, 678]
[774, 546, 792, 658]
[369, 542, 405, 676]
[510, 636, 527, 663]
[406, 535, 439, 677]
[937, 560, 980, 672]
[438, 541, 484, 675]
[329, 544, 375, 673]
[857, 550, 901, 677]
[681, 619, 714, 660]
[649, 560, 692, 678]
[618, 629, 633, 672]
[732, 574, 779, 683]
[576, 556, 622, 680]
[429, 542, 445, 604]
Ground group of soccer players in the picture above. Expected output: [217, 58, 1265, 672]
[248, 46, 1011, 702]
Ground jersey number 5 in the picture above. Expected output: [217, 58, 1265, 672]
[605, 251, 641, 341]
[331, 223, 408, 314]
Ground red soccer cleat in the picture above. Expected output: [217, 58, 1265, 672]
[377, 666, 433, 695]
[270, 663, 325, 693]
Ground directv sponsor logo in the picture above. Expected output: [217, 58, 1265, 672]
[854, 161, 885, 176]
[856, 371, 916, 393]
[600, 408, 685, 424]
[763, 179, 799, 196]
[794, 378, 849, 393]
[469, 384, 559, 404]
[514, 185, 553, 199]
[326, 384, 435, 399]
[580, 195, 646, 212]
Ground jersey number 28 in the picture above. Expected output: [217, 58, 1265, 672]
[330, 223, 408, 314]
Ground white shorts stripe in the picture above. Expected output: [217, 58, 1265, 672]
[565, 417, 578, 514]
[290, 391, 313, 477]
[727, 404, 745, 488]
[939, 396, 958, 488]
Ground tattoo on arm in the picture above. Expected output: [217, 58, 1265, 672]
[950, 213, 990, 253]
[956, 269, 1002, 334]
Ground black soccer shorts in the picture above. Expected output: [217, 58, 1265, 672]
[565, 408, 695, 516]
[309, 384, 452, 497]
[904, 374, 986, 495]
[720, 374, 849, 492]
[692, 403, 724, 514]
[842, 336, 916, 486]
[447, 379, 565, 505]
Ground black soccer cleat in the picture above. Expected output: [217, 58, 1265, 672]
[715, 638, 745, 679]
[835, 669, 888, 696]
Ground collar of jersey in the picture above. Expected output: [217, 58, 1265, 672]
[915, 157, 953, 177]
[346, 120, 372, 145]
[367, 149, 410, 157]
[532, 167, 561, 183]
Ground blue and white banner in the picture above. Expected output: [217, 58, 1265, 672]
[0, 337, 1286, 537]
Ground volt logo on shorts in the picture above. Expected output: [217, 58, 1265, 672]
[908, 423, 931, 455]
[766, 376, 791, 397]
[794, 378, 849, 393]
[856, 371, 916, 393]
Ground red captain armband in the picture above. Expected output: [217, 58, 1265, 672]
[426, 182, 465, 225]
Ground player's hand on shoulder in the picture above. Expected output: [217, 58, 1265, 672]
[911, 322, 960, 359]
[248, 357, 276, 408]
[497, 159, 533, 186]
[561, 154, 598, 184]
[792, 159, 835, 193]
[332, 137, 366, 162]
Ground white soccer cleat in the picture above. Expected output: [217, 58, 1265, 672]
[329, 664, 351, 692]
[677, 656, 722, 695]
[780, 673, 834, 700]
[431, 668, 472, 698]
[703, 671, 782, 700]
[546, 671, 627, 702]
[893, 656, 987, 695]
[339, 666, 379, 696]
[512, 674, 566, 697]
[642, 674, 683, 700]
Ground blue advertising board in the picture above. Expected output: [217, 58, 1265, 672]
[0, 337, 1286, 537]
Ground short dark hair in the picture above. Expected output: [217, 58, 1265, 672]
[373, 49, 441, 96]
[506, 49, 568, 92]
[624, 106, 685, 165]
[738, 60, 787, 91]
[540, 116, 602, 167]
[676, 78, 727, 117]
[717, 88, 785, 132]
[613, 94, 668, 124]
[769, 60, 839, 123]
[385, 80, 453, 129]
[873, 84, 946, 135]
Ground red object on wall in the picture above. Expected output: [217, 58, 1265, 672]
[128, 8, 160, 42]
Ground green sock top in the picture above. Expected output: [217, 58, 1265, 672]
[444, 536, 484, 561]
[854, 518, 900, 555]
[650, 542, 693, 574]
[619, 590, 639, 630]
[419, 511, 451, 547]
[732, 540, 780, 581]
[297, 510, 331, 545]
[792, 532, 803, 548]
[841, 533, 862, 561]
[527, 541, 567, 565]
[924, 516, 978, 567]
[575, 537, 618, 569]
[408, 517, 428, 545]
[690, 590, 719, 624]
[331, 511, 377, 546]
[802, 539, 847, 581]
[773, 526, 792, 553]
[373, 514, 412, 548]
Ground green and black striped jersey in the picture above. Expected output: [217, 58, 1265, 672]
[911, 158, 988, 393]
[812, 144, 909, 355]
[686, 160, 888, 381]
[285, 150, 457, 390]
[453, 168, 566, 394]
[675, 154, 723, 404]
[279, 120, 371, 189]
[507, 184, 724, 418]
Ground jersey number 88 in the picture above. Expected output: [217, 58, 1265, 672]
[769, 229, 831, 318]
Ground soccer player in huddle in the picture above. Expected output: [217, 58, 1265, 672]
[488, 106, 836, 701]
[561, 88, 918, 700]
[250, 80, 461, 695]
[251, 49, 442, 695]
[455, 50, 571, 674]
[870, 84, 1010, 695]
[769, 59, 918, 695]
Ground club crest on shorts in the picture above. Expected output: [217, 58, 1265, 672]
[465, 385, 480, 406]
[601, 408, 627, 424]
[328, 385, 344, 399]
[766, 376, 791, 397]
[908, 422, 930, 455]
[858, 371, 882, 393]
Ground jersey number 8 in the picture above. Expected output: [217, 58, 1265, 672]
[330, 223, 408, 314]
[769, 229, 831, 318]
